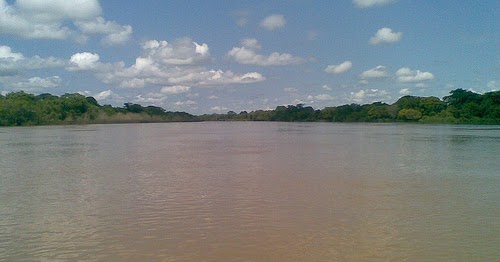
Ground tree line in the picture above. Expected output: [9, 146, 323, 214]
[0, 92, 197, 126]
[0, 89, 498, 126]
[199, 89, 500, 124]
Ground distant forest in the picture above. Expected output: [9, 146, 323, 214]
[0, 89, 499, 126]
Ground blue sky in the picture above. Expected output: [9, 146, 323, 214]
[0, 0, 498, 113]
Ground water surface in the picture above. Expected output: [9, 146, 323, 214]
[0, 122, 498, 261]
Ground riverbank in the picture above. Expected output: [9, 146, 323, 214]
[1, 88, 499, 126]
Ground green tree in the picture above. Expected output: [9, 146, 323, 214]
[367, 103, 392, 121]
[397, 108, 423, 121]
[395, 96, 421, 110]
[124, 103, 144, 113]
[419, 97, 446, 116]
[443, 89, 480, 108]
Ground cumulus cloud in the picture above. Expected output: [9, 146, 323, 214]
[322, 85, 333, 90]
[396, 67, 434, 83]
[353, 0, 397, 8]
[399, 88, 411, 95]
[119, 78, 146, 89]
[194, 42, 209, 56]
[0, 0, 132, 45]
[0, 45, 24, 61]
[351, 90, 366, 102]
[325, 61, 352, 74]
[141, 38, 210, 66]
[15, 0, 102, 20]
[241, 38, 262, 49]
[94, 89, 113, 100]
[168, 70, 265, 86]
[228, 38, 305, 66]
[211, 106, 228, 111]
[68, 52, 100, 70]
[360, 66, 389, 79]
[0, 45, 65, 74]
[161, 85, 191, 94]
[174, 100, 197, 106]
[75, 17, 132, 46]
[73, 38, 266, 89]
[10, 76, 62, 89]
[260, 14, 286, 31]
[307, 94, 335, 101]
[349, 89, 390, 103]
[369, 27, 402, 45]
[133, 93, 168, 104]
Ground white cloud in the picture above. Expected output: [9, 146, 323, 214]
[353, 0, 396, 8]
[0, 45, 24, 61]
[415, 83, 428, 88]
[284, 87, 298, 93]
[369, 27, 402, 45]
[68, 52, 100, 70]
[208, 95, 219, 99]
[142, 38, 210, 66]
[308, 94, 335, 101]
[0, 0, 131, 45]
[161, 85, 191, 94]
[351, 90, 365, 102]
[325, 61, 352, 74]
[396, 67, 434, 83]
[0, 0, 100, 39]
[241, 38, 262, 49]
[349, 89, 390, 103]
[101, 60, 265, 88]
[174, 100, 197, 106]
[10, 76, 62, 89]
[94, 89, 113, 100]
[211, 106, 228, 111]
[0, 45, 65, 74]
[399, 88, 411, 95]
[75, 17, 132, 46]
[194, 42, 209, 56]
[119, 78, 146, 89]
[66, 38, 265, 89]
[487, 80, 498, 91]
[260, 14, 286, 31]
[322, 85, 333, 90]
[15, 0, 102, 20]
[167, 70, 265, 86]
[134, 93, 167, 104]
[360, 65, 389, 79]
[228, 39, 305, 66]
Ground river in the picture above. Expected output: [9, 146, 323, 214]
[0, 122, 498, 261]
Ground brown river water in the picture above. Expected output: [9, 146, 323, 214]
[0, 122, 498, 261]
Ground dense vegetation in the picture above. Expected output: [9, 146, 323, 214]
[200, 89, 500, 124]
[0, 89, 498, 126]
[0, 92, 197, 126]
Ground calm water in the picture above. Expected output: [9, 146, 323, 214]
[0, 122, 498, 261]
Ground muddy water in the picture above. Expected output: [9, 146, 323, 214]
[0, 122, 498, 261]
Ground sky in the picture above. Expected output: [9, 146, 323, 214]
[0, 0, 498, 114]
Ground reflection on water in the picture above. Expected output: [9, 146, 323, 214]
[0, 123, 498, 261]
